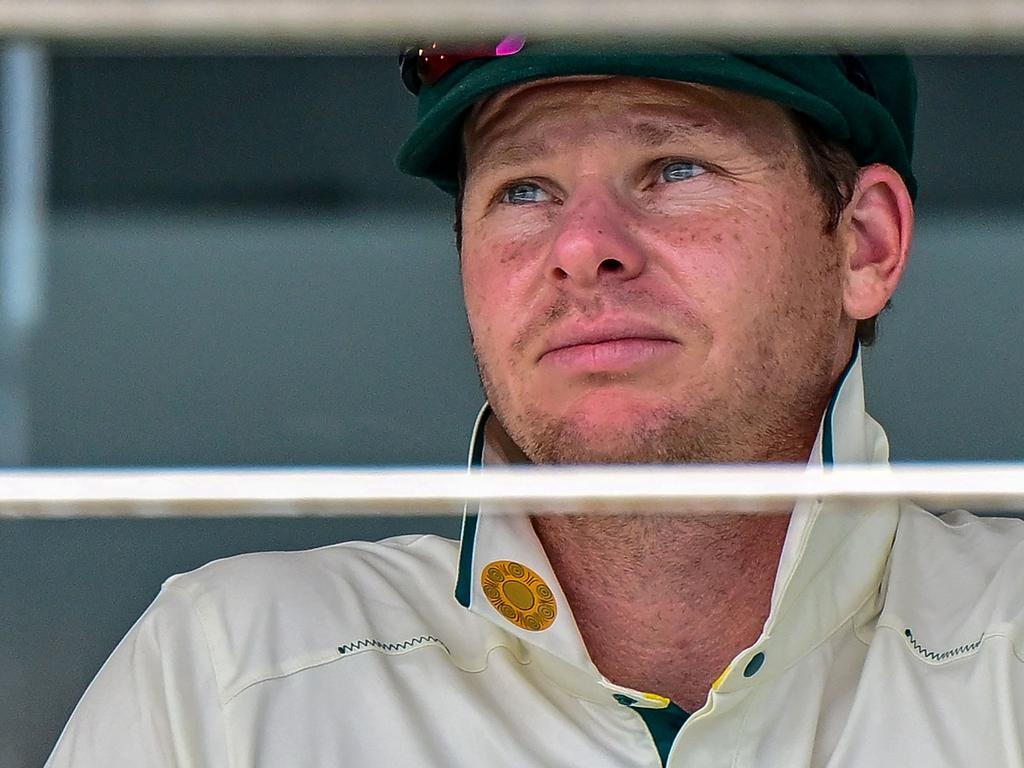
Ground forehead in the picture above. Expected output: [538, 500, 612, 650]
[464, 76, 798, 163]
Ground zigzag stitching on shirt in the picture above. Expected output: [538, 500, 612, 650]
[904, 628, 984, 663]
[337, 635, 450, 657]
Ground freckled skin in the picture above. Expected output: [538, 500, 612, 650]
[461, 77, 854, 467]
[456, 76, 907, 709]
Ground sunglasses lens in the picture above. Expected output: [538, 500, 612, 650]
[399, 47, 422, 95]
[404, 36, 527, 93]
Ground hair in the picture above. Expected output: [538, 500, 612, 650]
[790, 113, 884, 346]
[453, 109, 885, 346]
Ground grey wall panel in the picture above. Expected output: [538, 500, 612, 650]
[30, 210, 480, 466]
[864, 211, 1024, 461]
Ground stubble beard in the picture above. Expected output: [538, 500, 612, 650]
[468, 240, 845, 467]
[472, 329, 838, 468]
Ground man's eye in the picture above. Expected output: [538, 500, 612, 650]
[501, 183, 551, 205]
[660, 161, 707, 183]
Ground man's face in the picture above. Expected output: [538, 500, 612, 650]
[460, 76, 856, 465]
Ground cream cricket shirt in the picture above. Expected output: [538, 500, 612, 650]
[47, 350, 1024, 767]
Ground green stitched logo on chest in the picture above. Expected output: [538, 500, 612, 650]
[903, 628, 984, 663]
[337, 635, 450, 657]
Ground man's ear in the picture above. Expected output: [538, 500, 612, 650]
[841, 164, 914, 321]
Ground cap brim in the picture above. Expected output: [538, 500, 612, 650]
[397, 47, 852, 195]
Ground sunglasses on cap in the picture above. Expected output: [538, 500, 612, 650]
[399, 36, 527, 95]
[398, 37, 876, 100]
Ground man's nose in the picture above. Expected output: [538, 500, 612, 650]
[545, 188, 646, 289]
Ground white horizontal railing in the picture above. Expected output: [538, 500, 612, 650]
[2, 463, 1024, 518]
[0, 0, 1022, 47]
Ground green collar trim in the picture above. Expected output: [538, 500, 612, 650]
[822, 343, 861, 467]
[622, 699, 690, 766]
[454, 403, 489, 608]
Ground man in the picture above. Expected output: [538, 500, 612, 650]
[47, 43, 1024, 767]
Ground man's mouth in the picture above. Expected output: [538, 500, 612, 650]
[538, 320, 679, 372]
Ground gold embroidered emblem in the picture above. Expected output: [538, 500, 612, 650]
[480, 560, 557, 632]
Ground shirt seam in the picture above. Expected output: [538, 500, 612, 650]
[742, 589, 874, 695]
[800, 591, 876, 663]
[222, 638, 535, 703]
[850, 600, 876, 647]
[874, 621, 1024, 665]
[461, 642, 533, 674]
[162, 582, 235, 767]
[463, 643, 615, 706]
[223, 649, 359, 704]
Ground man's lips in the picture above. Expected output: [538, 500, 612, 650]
[538, 321, 680, 372]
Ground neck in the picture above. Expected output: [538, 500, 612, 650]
[532, 509, 790, 712]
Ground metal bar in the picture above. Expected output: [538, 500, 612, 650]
[3, 464, 1024, 518]
[0, 0, 1022, 47]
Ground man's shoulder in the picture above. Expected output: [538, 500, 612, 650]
[168, 532, 458, 605]
[155, 534, 476, 701]
[892, 503, 1024, 571]
[881, 504, 1024, 660]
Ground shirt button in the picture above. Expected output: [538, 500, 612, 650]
[743, 652, 766, 678]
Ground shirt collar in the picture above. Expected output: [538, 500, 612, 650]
[454, 345, 899, 697]
[455, 402, 597, 672]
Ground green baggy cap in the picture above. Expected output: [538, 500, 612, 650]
[396, 43, 917, 200]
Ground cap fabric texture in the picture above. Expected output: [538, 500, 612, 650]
[395, 42, 917, 199]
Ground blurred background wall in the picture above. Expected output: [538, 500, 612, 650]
[1, 51, 1023, 766]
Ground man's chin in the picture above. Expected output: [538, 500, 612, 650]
[511, 409, 687, 465]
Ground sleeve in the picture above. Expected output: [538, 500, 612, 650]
[45, 582, 230, 768]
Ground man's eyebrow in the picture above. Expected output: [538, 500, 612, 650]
[469, 138, 553, 178]
[626, 118, 737, 148]
[469, 117, 740, 178]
